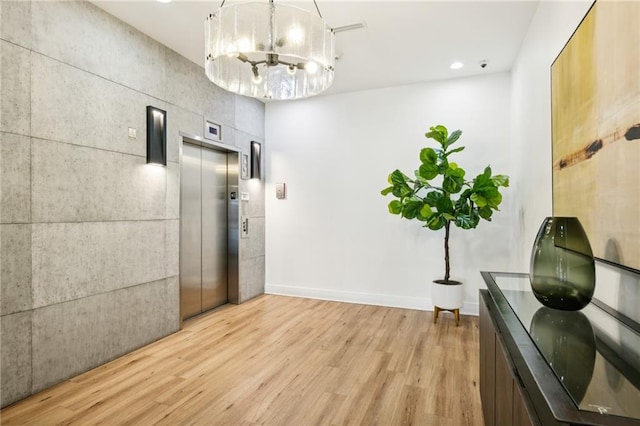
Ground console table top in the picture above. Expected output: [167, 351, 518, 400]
[483, 271, 640, 422]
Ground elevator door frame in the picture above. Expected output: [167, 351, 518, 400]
[179, 134, 240, 326]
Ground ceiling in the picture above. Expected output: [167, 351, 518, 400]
[91, 0, 539, 98]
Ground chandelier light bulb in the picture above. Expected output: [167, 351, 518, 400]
[287, 65, 297, 75]
[237, 38, 252, 52]
[305, 61, 319, 74]
[251, 65, 262, 84]
[287, 26, 305, 44]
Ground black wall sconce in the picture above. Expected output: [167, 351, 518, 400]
[250, 141, 261, 179]
[147, 106, 166, 166]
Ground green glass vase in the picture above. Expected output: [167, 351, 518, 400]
[529, 217, 595, 310]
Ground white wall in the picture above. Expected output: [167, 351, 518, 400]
[510, 0, 593, 268]
[510, 0, 640, 320]
[265, 73, 516, 314]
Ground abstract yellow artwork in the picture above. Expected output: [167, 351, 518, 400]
[552, 0, 640, 272]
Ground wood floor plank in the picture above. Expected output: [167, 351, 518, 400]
[1, 295, 482, 425]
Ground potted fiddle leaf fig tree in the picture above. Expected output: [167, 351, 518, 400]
[381, 124, 508, 324]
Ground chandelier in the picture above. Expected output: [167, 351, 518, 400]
[205, 0, 335, 100]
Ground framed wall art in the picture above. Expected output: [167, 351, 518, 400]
[241, 153, 249, 180]
[551, 0, 640, 272]
[204, 119, 222, 142]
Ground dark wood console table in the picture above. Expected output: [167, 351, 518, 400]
[480, 271, 640, 426]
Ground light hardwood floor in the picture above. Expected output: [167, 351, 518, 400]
[1, 295, 482, 425]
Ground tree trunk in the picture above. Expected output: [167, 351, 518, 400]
[444, 220, 451, 281]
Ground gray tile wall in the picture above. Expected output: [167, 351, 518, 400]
[237, 130, 266, 303]
[0, 0, 265, 407]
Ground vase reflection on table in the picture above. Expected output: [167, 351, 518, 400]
[529, 217, 595, 310]
[529, 306, 596, 403]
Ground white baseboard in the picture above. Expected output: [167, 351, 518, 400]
[265, 283, 479, 316]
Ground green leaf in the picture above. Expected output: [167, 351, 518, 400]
[402, 200, 423, 219]
[479, 206, 493, 220]
[391, 186, 402, 198]
[437, 158, 450, 175]
[436, 196, 454, 214]
[473, 172, 493, 190]
[491, 174, 509, 187]
[442, 163, 465, 194]
[445, 130, 462, 147]
[426, 214, 446, 230]
[419, 204, 433, 219]
[390, 169, 408, 186]
[455, 197, 471, 213]
[443, 213, 455, 221]
[486, 191, 502, 209]
[418, 163, 438, 180]
[445, 146, 465, 157]
[447, 167, 465, 178]
[425, 125, 448, 145]
[399, 186, 413, 198]
[381, 186, 393, 196]
[425, 191, 443, 206]
[442, 175, 464, 193]
[455, 214, 478, 229]
[414, 176, 433, 187]
[470, 193, 487, 207]
[388, 200, 402, 214]
[420, 148, 437, 165]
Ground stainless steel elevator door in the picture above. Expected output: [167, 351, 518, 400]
[201, 148, 228, 311]
[181, 144, 202, 319]
[180, 144, 228, 320]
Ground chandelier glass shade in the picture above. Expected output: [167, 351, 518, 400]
[205, 1, 335, 100]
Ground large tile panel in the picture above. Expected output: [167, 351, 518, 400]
[235, 95, 265, 139]
[240, 217, 265, 261]
[166, 161, 180, 219]
[166, 104, 203, 163]
[31, 221, 166, 308]
[0, 133, 30, 223]
[31, 53, 167, 158]
[165, 49, 235, 127]
[245, 178, 265, 219]
[1, 41, 30, 136]
[239, 255, 265, 303]
[31, 1, 166, 98]
[0, 1, 31, 48]
[1, 224, 32, 315]
[165, 219, 179, 277]
[165, 275, 180, 326]
[31, 139, 166, 223]
[31, 278, 180, 393]
[1, 311, 32, 407]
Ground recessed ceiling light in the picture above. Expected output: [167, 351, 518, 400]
[450, 61, 464, 70]
[156, 0, 171, 3]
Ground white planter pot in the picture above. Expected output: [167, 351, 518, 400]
[432, 280, 464, 309]
[432, 280, 464, 326]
